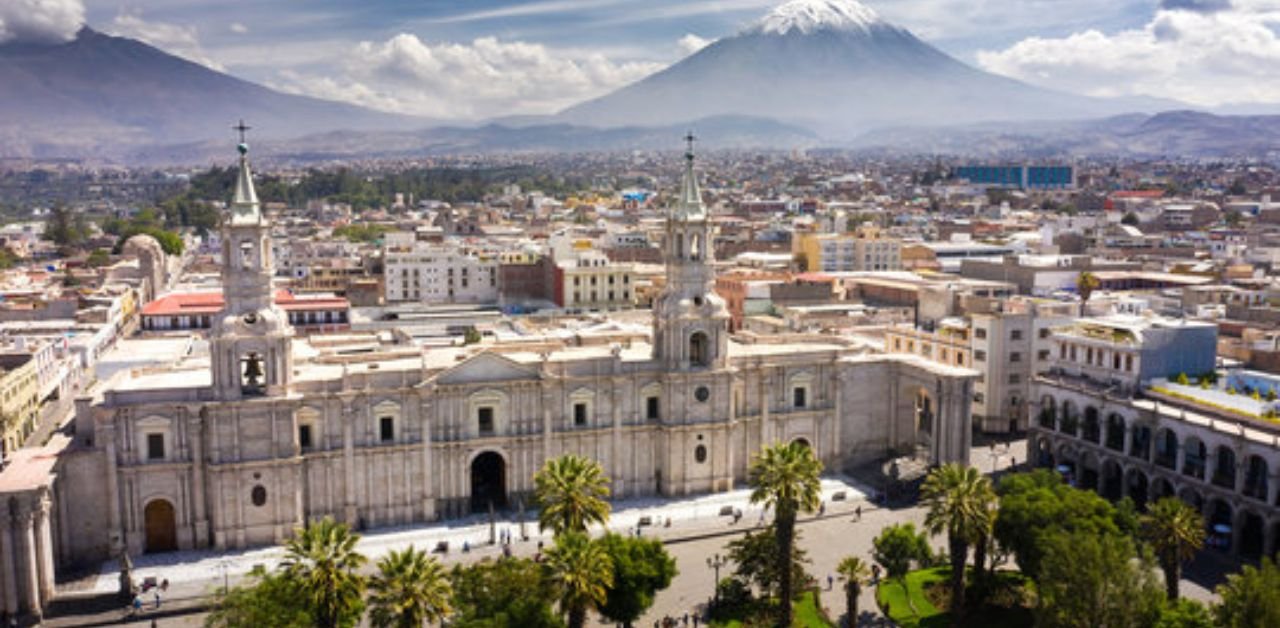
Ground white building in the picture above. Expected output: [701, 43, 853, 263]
[384, 237, 500, 304]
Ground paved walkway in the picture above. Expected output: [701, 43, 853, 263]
[45, 435, 1235, 627]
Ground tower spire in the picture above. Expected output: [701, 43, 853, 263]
[230, 121, 261, 224]
[674, 131, 704, 221]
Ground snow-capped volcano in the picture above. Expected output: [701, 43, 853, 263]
[751, 0, 887, 36]
[559, 0, 1160, 138]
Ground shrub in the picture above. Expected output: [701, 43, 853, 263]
[1176, 373, 1190, 386]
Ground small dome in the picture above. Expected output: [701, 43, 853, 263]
[237, 142, 249, 155]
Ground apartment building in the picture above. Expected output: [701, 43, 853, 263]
[553, 250, 638, 312]
[794, 226, 902, 273]
[384, 233, 500, 304]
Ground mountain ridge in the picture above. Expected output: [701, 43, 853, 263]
[0, 27, 427, 159]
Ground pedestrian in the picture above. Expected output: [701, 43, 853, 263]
[683, 612, 689, 625]
[819, 501, 825, 516]
[856, 505, 862, 521]
[160, 578, 169, 592]
[871, 564, 881, 584]
[154, 591, 161, 609]
[827, 574, 834, 590]
[693, 615, 700, 627]
[132, 595, 143, 614]
[1011, 455, 1017, 469]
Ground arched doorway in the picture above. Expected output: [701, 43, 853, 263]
[144, 499, 177, 553]
[1101, 459, 1124, 501]
[470, 451, 507, 513]
[791, 437, 812, 449]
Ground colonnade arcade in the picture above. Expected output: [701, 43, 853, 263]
[1030, 394, 1280, 559]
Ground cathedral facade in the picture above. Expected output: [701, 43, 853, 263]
[44, 141, 974, 573]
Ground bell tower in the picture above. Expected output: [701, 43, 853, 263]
[652, 134, 730, 370]
[210, 122, 294, 400]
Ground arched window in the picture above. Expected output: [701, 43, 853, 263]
[689, 332, 709, 367]
[690, 234, 702, 260]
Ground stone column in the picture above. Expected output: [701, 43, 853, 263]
[610, 376, 623, 498]
[421, 395, 435, 521]
[101, 421, 124, 555]
[34, 495, 55, 605]
[0, 510, 17, 617]
[832, 369, 843, 469]
[342, 399, 357, 526]
[16, 503, 39, 616]
[188, 412, 208, 548]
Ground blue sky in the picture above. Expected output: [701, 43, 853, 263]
[7, 1, 1280, 117]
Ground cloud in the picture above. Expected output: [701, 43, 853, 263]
[0, 0, 84, 45]
[976, 3, 1280, 106]
[1159, 0, 1232, 13]
[109, 12, 223, 70]
[229, 22, 248, 35]
[273, 33, 662, 118]
[430, 0, 628, 24]
[678, 33, 713, 55]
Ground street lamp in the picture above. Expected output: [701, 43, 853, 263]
[707, 553, 729, 608]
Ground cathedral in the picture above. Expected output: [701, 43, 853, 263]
[0, 138, 973, 620]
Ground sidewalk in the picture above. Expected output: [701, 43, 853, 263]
[47, 476, 875, 626]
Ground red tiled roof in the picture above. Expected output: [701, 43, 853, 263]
[142, 290, 349, 316]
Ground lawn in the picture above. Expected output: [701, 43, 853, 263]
[711, 590, 835, 628]
[875, 567, 1034, 628]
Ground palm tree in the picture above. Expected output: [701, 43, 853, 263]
[748, 441, 823, 628]
[920, 463, 995, 623]
[281, 517, 368, 628]
[1142, 497, 1206, 601]
[836, 556, 871, 627]
[368, 545, 453, 628]
[534, 454, 612, 536]
[545, 531, 614, 628]
[1076, 271, 1101, 316]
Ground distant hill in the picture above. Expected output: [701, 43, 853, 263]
[851, 110, 1280, 158]
[559, 0, 1171, 139]
[0, 27, 424, 159]
[125, 115, 819, 165]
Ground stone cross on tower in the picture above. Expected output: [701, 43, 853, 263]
[233, 120, 252, 144]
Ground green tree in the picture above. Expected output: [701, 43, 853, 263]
[1034, 531, 1163, 628]
[1076, 271, 1101, 316]
[368, 546, 453, 628]
[44, 205, 89, 250]
[449, 558, 563, 628]
[1155, 598, 1214, 628]
[463, 326, 483, 345]
[205, 566, 311, 628]
[533, 454, 611, 536]
[920, 463, 996, 619]
[597, 533, 677, 628]
[1121, 212, 1140, 226]
[86, 248, 111, 268]
[281, 517, 368, 628]
[1215, 558, 1280, 628]
[1142, 497, 1205, 601]
[872, 523, 930, 582]
[836, 555, 871, 627]
[544, 531, 614, 628]
[748, 441, 823, 628]
[725, 526, 811, 602]
[994, 470, 1122, 578]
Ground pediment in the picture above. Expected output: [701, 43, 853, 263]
[434, 352, 539, 386]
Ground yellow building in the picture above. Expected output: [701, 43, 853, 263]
[0, 354, 40, 458]
[794, 226, 902, 273]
